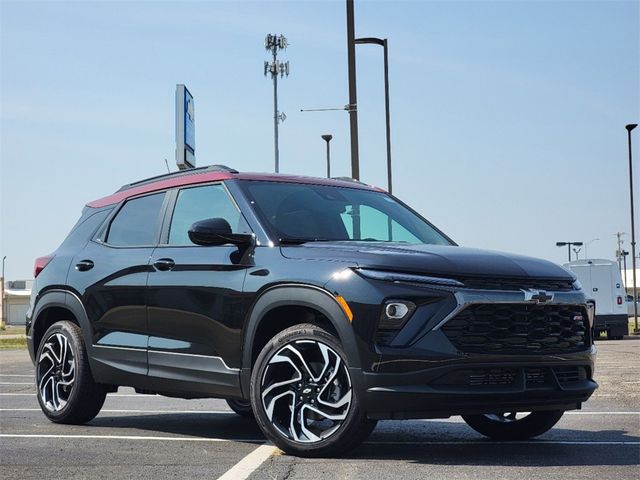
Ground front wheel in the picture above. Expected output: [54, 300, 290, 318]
[250, 324, 376, 457]
[462, 410, 564, 440]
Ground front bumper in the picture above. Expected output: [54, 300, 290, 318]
[358, 347, 597, 420]
[359, 287, 596, 419]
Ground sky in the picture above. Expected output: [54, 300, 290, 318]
[0, 0, 638, 281]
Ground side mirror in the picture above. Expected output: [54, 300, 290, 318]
[188, 218, 254, 247]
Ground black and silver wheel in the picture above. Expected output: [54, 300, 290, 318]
[462, 410, 564, 440]
[226, 398, 254, 419]
[251, 324, 376, 457]
[35, 321, 106, 424]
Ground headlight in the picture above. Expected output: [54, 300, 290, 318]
[572, 279, 583, 291]
[356, 268, 464, 288]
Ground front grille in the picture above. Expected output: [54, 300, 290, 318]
[468, 368, 516, 386]
[457, 277, 575, 291]
[432, 366, 589, 388]
[442, 304, 589, 354]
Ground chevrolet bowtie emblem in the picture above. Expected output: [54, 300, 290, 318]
[523, 289, 554, 303]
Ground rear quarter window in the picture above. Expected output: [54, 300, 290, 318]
[59, 208, 113, 251]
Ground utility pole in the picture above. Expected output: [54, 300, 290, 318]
[346, 0, 360, 180]
[264, 34, 290, 173]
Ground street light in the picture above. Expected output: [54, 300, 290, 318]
[321, 134, 333, 178]
[625, 123, 638, 332]
[354, 37, 393, 194]
[556, 241, 583, 262]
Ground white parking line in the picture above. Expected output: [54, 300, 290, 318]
[0, 382, 33, 385]
[0, 393, 161, 397]
[0, 408, 234, 414]
[0, 374, 33, 377]
[216, 444, 278, 480]
[0, 434, 636, 447]
[0, 434, 264, 442]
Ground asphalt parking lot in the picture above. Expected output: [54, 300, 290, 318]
[1, 340, 638, 480]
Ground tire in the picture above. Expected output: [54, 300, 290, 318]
[462, 410, 564, 440]
[226, 398, 255, 419]
[35, 320, 107, 424]
[250, 323, 377, 457]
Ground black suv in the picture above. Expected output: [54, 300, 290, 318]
[27, 165, 597, 456]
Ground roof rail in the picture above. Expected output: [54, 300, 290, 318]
[116, 165, 239, 192]
[330, 176, 369, 185]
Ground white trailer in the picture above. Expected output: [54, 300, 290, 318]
[564, 259, 628, 339]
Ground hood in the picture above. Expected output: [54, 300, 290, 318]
[281, 242, 574, 280]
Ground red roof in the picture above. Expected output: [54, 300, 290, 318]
[87, 171, 379, 208]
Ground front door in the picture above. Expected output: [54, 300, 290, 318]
[146, 183, 253, 396]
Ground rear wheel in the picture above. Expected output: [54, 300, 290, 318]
[462, 410, 564, 440]
[250, 324, 376, 457]
[226, 398, 254, 419]
[35, 321, 106, 424]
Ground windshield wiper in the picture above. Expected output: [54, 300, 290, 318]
[279, 237, 334, 245]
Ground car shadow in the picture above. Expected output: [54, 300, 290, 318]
[89, 412, 265, 443]
[87, 414, 639, 466]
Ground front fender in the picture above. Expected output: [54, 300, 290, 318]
[240, 284, 360, 396]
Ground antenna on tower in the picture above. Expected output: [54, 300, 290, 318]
[264, 34, 290, 173]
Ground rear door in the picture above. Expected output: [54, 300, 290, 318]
[68, 192, 166, 383]
[146, 183, 253, 396]
[594, 265, 614, 314]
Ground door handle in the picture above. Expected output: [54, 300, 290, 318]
[153, 258, 175, 271]
[75, 260, 94, 272]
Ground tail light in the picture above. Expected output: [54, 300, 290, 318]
[34, 255, 54, 278]
[617, 296, 623, 305]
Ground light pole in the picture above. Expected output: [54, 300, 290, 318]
[556, 241, 583, 262]
[625, 123, 638, 332]
[264, 34, 290, 173]
[573, 247, 582, 260]
[1, 256, 6, 327]
[584, 238, 600, 259]
[354, 37, 393, 194]
[321, 134, 333, 178]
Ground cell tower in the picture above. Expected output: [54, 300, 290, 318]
[264, 34, 290, 173]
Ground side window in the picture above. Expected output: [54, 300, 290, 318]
[106, 193, 165, 246]
[168, 184, 250, 245]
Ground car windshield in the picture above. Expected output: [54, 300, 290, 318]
[238, 180, 452, 245]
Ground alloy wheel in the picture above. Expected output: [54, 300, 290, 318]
[37, 333, 76, 412]
[260, 339, 352, 443]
